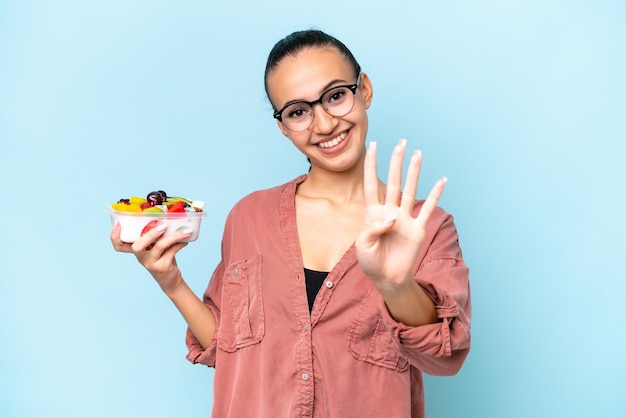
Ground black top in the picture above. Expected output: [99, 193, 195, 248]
[304, 268, 329, 313]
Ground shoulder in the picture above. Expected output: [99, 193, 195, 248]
[220, 175, 305, 241]
[413, 200, 464, 260]
[412, 200, 454, 227]
[229, 175, 306, 217]
[413, 201, 460, 245]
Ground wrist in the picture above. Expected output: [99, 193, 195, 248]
[377, 279, 437, 327]
[161, 276, 188, 299]
[372, 274, 416, 299]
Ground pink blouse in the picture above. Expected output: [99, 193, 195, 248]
[186, 175, 471, 418]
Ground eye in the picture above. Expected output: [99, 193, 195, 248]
[324, 87, 348, 105]
[285, 103, 312, 120]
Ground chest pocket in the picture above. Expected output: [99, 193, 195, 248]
[218, 255, 265, 353]
[347, 287, 409, 372]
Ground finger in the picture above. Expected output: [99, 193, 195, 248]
[357, 212, 397, 249]
[363, 141, 380, 207]
[110, 221, 134, 253]
[157, 241, 189, 265]
[142, 227, 194, 261]
[131, 222, 168, 253]
[415, 177, 447, 225]
[133, 224, 194, 258]
[400, 150, 422, 213]
[133, 229, 193, 271]
[385, 139, 406, 206]
[152, 227, 194, 251]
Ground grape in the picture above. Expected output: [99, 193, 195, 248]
[157, 190, 168, 201]
[146, 191, 163, 206]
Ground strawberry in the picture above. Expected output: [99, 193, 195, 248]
[168, 201, 186, 213]
[141, 220, 161, 236]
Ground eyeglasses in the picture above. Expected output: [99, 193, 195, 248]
[273, 75, 361, 132]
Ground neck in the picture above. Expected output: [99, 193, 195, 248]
[299, 158, 384, 206]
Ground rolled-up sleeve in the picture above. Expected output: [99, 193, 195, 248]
[185, 311, 219, 366]
[185, 262, 224, 367]
[379, 208, 471, 376]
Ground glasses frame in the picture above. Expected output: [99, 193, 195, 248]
[273, 75, 361, 131]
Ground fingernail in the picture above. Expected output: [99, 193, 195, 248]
[112, 220, 119, 231]
[180, 227, 193, 235]
[394, 139, 407, 153]
[369, 141, 377, 150]
[442, 176, 448, 183]
[156, 222, 168, 232]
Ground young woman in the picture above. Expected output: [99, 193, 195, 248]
[111, 29, 471, 418]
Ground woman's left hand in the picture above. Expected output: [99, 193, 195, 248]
[355, 139, 447, 293]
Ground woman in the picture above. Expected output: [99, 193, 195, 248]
[111, 29, 471, 418]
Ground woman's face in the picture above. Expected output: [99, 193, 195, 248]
[266, 46, 373, 174]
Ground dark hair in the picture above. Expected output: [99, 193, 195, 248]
[264, 29, 361, 108]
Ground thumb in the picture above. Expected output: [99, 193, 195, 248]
[357, 213, 397, 248]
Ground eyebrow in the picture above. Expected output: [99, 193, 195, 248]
[280, 78, 350, 109]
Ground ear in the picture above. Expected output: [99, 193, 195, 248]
[358, 72, 374, 109]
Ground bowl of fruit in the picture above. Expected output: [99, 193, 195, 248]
[109, 190, 206, 243]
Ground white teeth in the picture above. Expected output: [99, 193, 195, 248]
[318, 132, 347, 149]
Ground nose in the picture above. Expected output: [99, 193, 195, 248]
[310, 103, 338, 134]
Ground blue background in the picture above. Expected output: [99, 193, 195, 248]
[1, 1, 624, 417]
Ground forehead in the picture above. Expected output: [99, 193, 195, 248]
[267, 46, 355, 105]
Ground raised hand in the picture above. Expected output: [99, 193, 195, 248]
[355, 139, 447, 325]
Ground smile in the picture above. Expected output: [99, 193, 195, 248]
[317, 132, 347, 149]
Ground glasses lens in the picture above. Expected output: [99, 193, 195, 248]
[281, 103, 313, 131]
[322, 86, 355, 117]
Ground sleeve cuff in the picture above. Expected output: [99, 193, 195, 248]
[377, 287, 458, 358]
[185, 327, 218, 366]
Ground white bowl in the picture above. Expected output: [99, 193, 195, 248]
[108, 207, 206, 243]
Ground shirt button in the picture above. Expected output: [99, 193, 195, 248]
[325, 281, 333, 288]
[233, 268, 239, 275]
[303, 324, 309, 331]
[301, 373, 309, 381]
